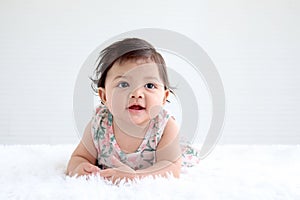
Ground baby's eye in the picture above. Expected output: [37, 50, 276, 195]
[117, 82, 129, 88]
[145, 83, 156, 89]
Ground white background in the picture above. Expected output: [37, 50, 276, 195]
[0, 0, 299, 144]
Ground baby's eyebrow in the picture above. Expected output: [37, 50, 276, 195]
[113, 75, 128, 81]
[143, 76, 161, 82]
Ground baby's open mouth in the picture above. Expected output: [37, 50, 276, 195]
[128, 105, 145, 110]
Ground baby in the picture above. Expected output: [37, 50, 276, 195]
[67, 38, 182, 182]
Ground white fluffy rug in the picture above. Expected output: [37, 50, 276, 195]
[0, 144, 299, 200]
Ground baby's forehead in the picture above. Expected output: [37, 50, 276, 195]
[112, 59, 159, 73]
[107, 60, 162, 81]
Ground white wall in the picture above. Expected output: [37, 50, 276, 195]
[0, 0, 299, 144]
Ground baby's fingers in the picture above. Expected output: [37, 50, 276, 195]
[83, 163, 100, 174]
[68, 163, 100, 177]
[99, 168, 115, 178]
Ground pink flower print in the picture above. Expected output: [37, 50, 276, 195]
[107, 125, 113, 132]
[186, 154, 193, 161]
[113, 142, 119, 149]
[96, 107, 101, 113]
[137, 141, 146, 151]
[103, 120, 109, 127]
[127, 154, 137, 163]
[102, 134, 110, 145]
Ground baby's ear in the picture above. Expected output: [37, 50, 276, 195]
[98, 88, 107, 104]
[163, 89, 170, 105]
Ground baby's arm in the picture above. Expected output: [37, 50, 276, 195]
[136, 117, 182, 178]
[66, 121, 100, 177]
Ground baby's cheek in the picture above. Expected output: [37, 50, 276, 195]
[109, 93, 127, 114]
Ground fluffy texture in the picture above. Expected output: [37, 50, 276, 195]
[0, 144, 299, 199]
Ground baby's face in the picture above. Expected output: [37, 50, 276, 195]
[101, 59, 169, 128]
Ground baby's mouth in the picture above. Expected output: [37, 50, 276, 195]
[128, 105, 145, 110]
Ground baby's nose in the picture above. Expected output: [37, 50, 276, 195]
[130, 88, 144, 99]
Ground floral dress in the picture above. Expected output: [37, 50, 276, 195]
[91, 105, 200, 170]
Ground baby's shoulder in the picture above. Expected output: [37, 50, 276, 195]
[152, 108, 172, 130]
[92, 105, 113, 130]
[94, 104, 109, 115]
[92, 104, 111, 123]
[157, 108, 171, 121]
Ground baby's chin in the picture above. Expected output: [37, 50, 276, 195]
[127, 114, 151, 127]
[113, 112, 150, 126]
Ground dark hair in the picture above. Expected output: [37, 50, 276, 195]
[90, 38, 173, 94]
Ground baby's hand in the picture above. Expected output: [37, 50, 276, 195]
[99, 157, 136, 183]
[68, 162, 100, 177]
[99, 167, 136, 184]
